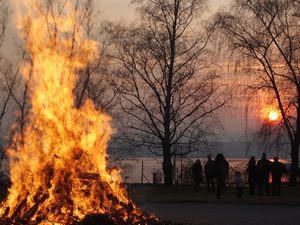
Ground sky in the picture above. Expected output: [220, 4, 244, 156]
[100, 0, 230, 21]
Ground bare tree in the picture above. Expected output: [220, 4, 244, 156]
[0, 63, 15, 127]
[0, 0, 9, 126]
[111, 0, 230, 185]
[217, 0, 300, 184]
[0, 0, 15, 161]
[8, 52, 31, 143]
[74, 0, 117, 111]
[0, 0, 7, 47]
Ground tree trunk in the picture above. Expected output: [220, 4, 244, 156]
[290, 141, 299, 185]
[162, 143, 173, 186]
[290, 93, 300, 185]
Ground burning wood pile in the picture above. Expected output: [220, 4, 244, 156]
[0, 171, 159, 225]
[0, 1, 167, 224]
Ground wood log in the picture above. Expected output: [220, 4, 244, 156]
[22, 193, 48, 221]
[78, 172, 100, 180]
[10, 199, 26, 221]
[2, 207, 10, 218]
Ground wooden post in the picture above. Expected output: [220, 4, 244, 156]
[141, 161, 144, 184]
[180, 147, 183, 184]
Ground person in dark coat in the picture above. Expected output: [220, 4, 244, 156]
[247, 156, 256, 195]
[215, 153, 229, 199]
[270, 156, 286, 196]
[192, 159, 203, 192]
[256, 152, 271, 196]
[204, 154, 216, 192]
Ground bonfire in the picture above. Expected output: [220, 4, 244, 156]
[0, 1, 159, 224]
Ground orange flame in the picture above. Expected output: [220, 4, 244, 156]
[0, 1, 150, 224]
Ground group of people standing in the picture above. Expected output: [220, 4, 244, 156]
[247, 152, 286, 196]
[192, 152, 287, 199]
[192, 153, 229, 199]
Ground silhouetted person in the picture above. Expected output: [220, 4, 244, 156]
[215, 153, 229, 199]
[234, 171, 244, 198]
[192, 159, 203, 192]
[204, 154, 216, 193]
[256, 152, 271, 196]
[247, 156, 256, 195]
[270, 156, 286, 196]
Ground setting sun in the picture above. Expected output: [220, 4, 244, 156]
[268, 110, 280, 121]
[261, 106, 281, 123]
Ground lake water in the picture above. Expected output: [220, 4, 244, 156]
[115, 157, 251, 183]
[1, 157, 289, 184]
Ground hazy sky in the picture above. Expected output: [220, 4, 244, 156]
[100, 0, 230, 21]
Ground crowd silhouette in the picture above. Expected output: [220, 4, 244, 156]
[192, 152, 288, 199]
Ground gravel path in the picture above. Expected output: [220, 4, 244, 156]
[141, 202, 300, 225]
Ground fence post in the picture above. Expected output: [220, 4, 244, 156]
[141, 161, 144, 184]
[180, 147, 183, 184]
